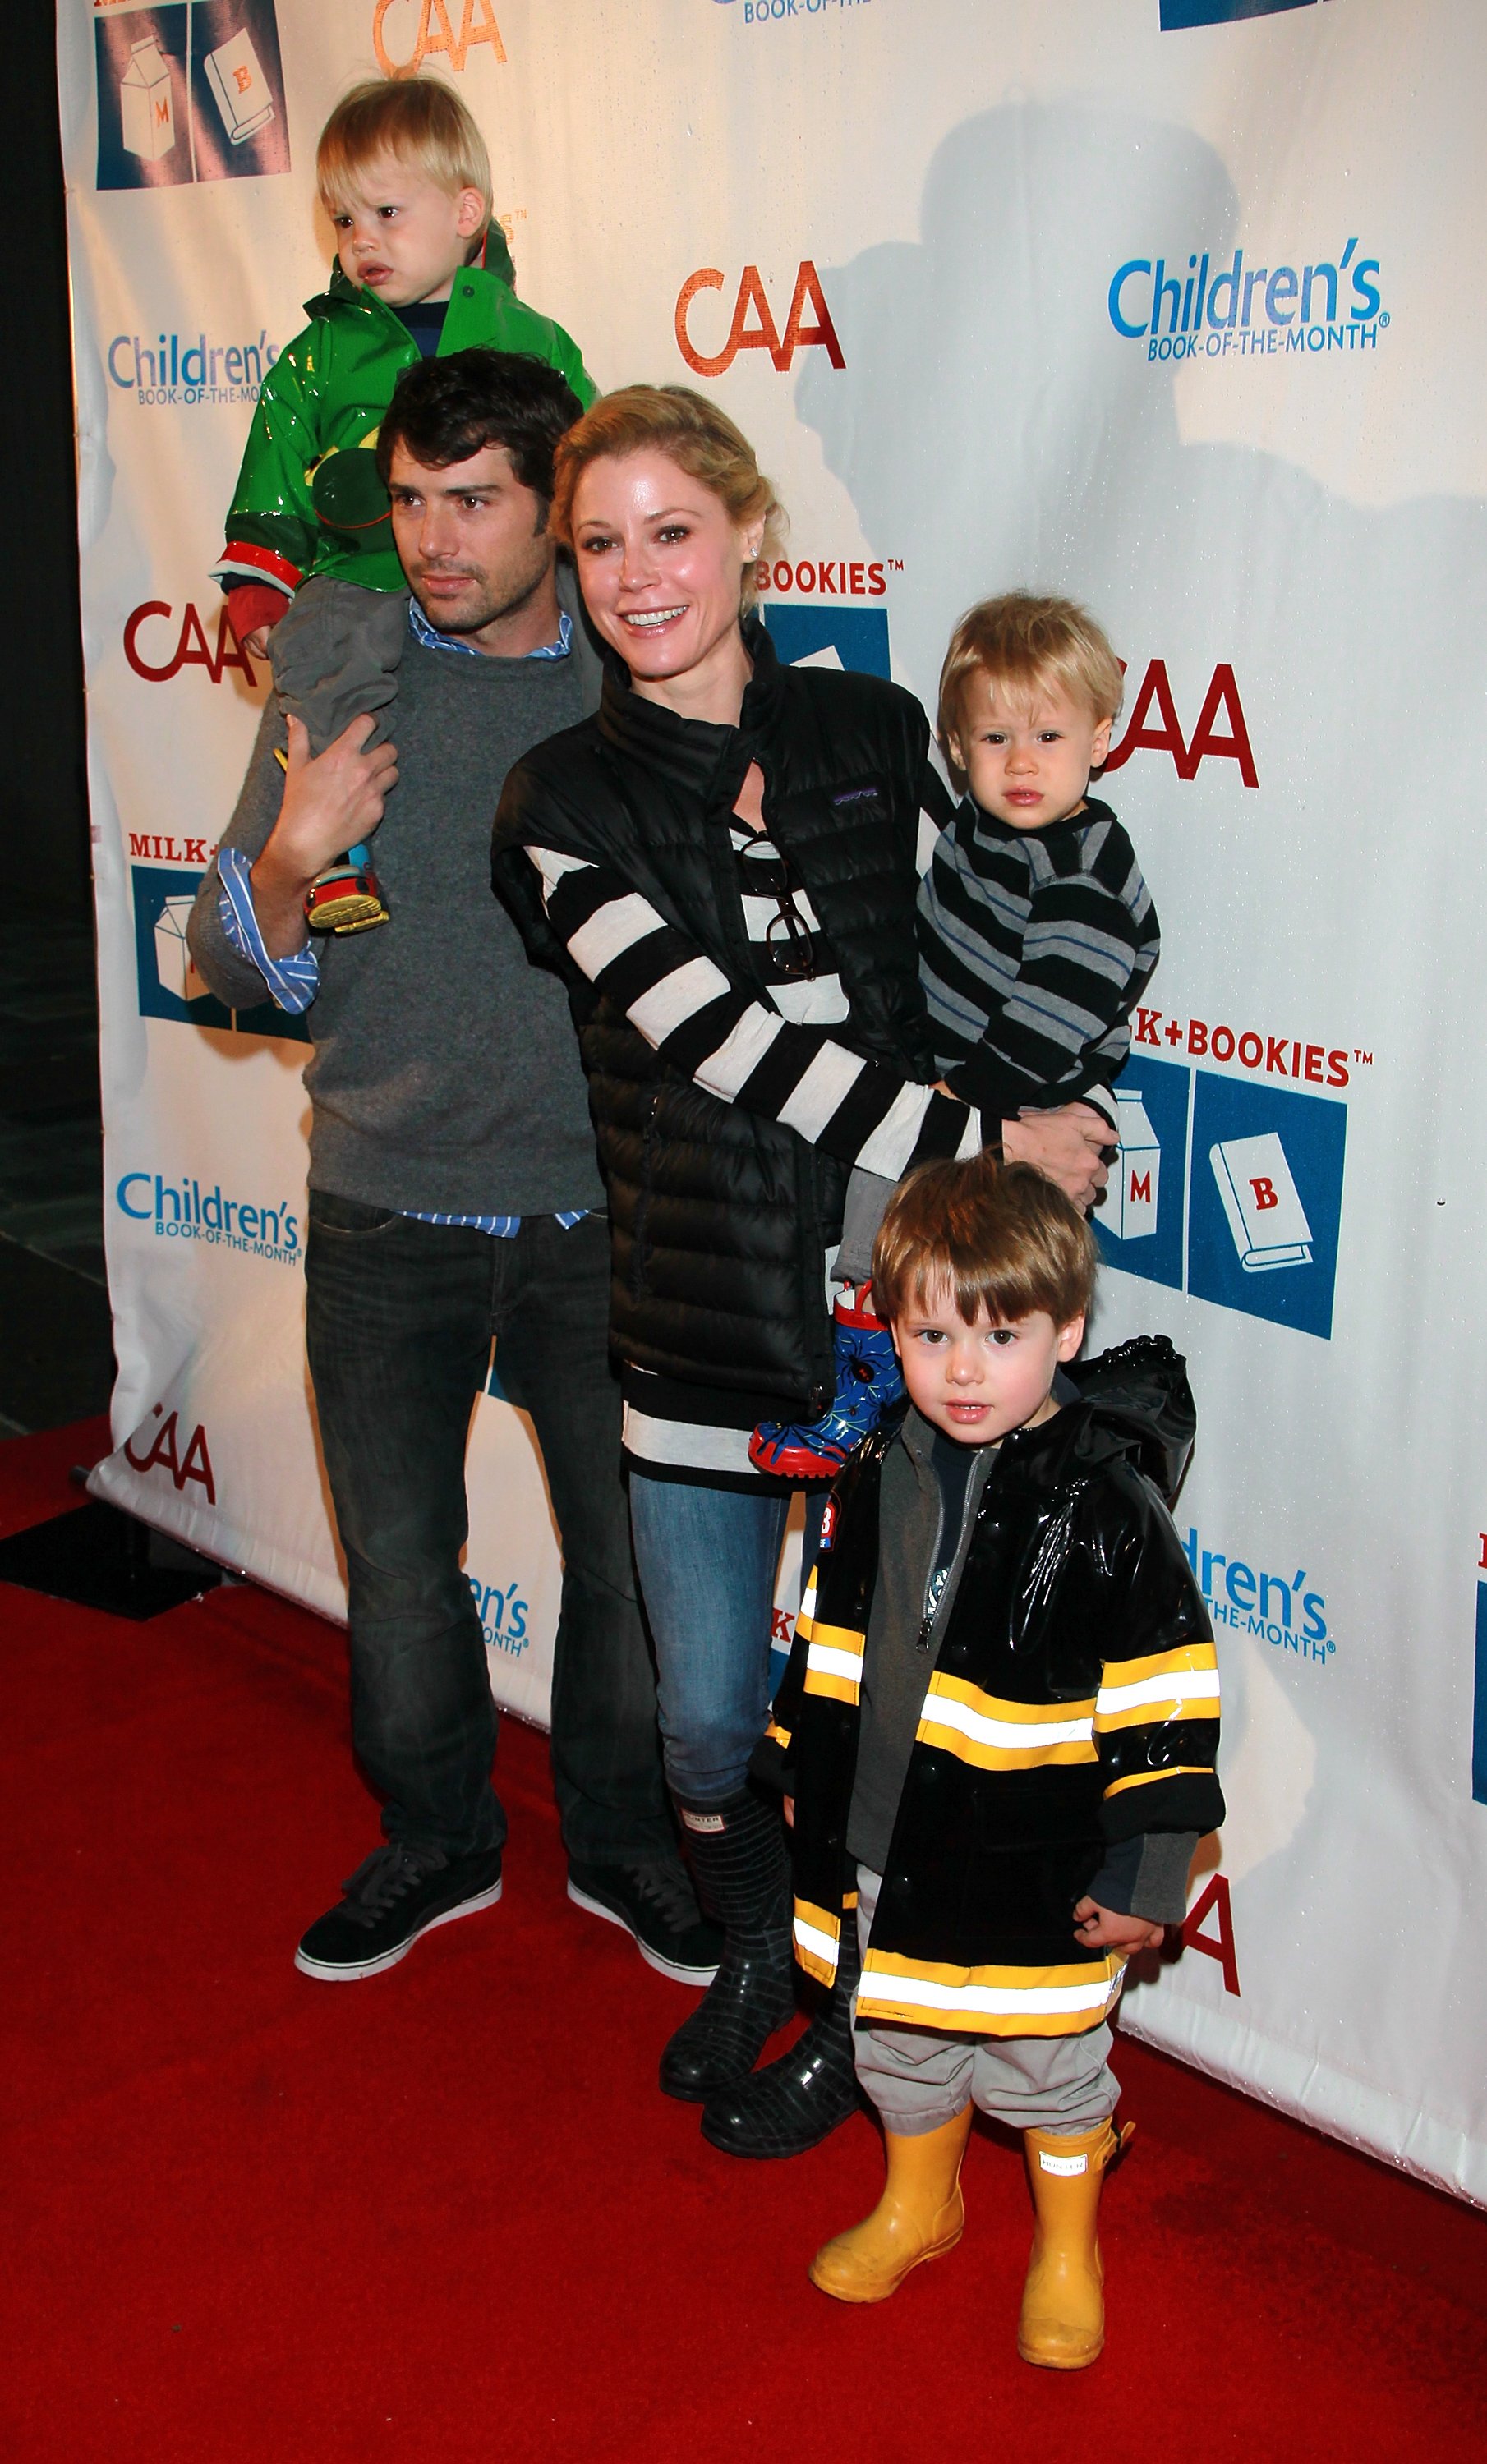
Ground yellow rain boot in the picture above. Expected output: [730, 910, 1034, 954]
[1017, 2117, 1135, 2370]
[808, 2106, 974, 2304]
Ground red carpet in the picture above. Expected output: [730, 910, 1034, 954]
[7, 1420, 1486, 2463]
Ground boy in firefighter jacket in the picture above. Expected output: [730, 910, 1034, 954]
[753, 1153, 1223, 2368]
[214, 74, 593, 932]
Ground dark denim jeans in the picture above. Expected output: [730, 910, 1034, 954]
[305, 1198, 672, 1865]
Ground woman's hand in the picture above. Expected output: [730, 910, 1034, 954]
[1001, 1103, 1112, 1208]
[783, 1795, 794, 1829]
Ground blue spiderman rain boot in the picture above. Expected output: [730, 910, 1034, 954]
[748, 1284, 903, 1478]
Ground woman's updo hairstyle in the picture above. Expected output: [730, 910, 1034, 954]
[550, 384, 785, 609]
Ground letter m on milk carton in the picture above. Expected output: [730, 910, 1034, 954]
[121, 37, 176, 164]
[1110, 1087, 1160, 1239]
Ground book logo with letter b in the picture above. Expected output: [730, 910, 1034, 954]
[1209, 1132, 1312, 1272]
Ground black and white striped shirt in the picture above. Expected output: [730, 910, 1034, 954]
[528, 839, 979, 1488]
[529, 847, 979, 1184]
[916, 793, 1158, 1130]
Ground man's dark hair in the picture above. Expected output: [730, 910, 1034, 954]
[375, 349, 585, 508]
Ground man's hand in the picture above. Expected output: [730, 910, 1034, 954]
[250, 713, 398, 958]
[1001, 1102, 1112, 1209]
[1072, 1896, 1164, 1952]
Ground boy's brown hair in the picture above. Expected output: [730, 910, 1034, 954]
[872, 1154, 1097, 1331]
[317, 76, 494, 231]
[937, 591, 1124, 776]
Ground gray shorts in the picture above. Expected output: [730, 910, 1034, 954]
[835, 1167, 895, 1287]
[851, 1864, 1119, 2140]
[269, 575, 409, 758]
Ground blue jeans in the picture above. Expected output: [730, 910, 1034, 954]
[305, 1198, 673, 1864]
[628, 1473, 824, 1806]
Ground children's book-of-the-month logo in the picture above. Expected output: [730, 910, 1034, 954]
[1095, 1049, 1347, 1340]
[131, 864, 308, 1045]
[714, 0, 873, 24]
[116, 1168, 302, 1266]
[1185, 1523, 1335, 1670]
[95, 1, 289, 191]
[1108, 236, 1382, 365]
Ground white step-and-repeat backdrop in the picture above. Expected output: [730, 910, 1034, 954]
[58, 0, 1487, 2203]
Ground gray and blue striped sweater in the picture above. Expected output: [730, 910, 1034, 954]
[916, 792, 1158, 1126]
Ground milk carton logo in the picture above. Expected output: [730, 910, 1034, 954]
[120, 34, 176, 161]
[1096, 1051, 1346, 1339]
[760, 603, 891, 680]
[131, 864, 307, 1045]
[1109, 1088, 1160, 1240]
[95, 2, 290, 191]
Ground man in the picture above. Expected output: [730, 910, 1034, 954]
[188, 350, 718, 1987]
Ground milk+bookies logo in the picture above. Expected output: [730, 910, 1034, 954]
[94, 0, 291, 191]
[1108, 235, 1383, 365]
[1161, 1, 1333, 25]
[1095, 1041, 1348, 1340]
[131, 865, 309, 1046]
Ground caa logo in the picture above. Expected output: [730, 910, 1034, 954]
[1096, 1050, 1347, 1340]
[131, 864, 308, 1046]
[123, 1404, 217, 1504]
[94, 0, 291, 191]
[676, 264, 845, 376]
[125, 600, 263, 685]
[373, 0, 506, 78]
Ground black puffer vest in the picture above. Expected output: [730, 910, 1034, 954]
[494, 620, 942, 1410]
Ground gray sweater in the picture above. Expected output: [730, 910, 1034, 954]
[187, 620, 605, 1216]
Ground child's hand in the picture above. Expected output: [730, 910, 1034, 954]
[783, 1795, 794, 1829]
[1072, 1896, 1165, 1952]
[241, 626, 272, 660]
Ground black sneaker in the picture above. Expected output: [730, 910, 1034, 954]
[294, 1841, 504, 1981]
[567, 1858, 724, 1986]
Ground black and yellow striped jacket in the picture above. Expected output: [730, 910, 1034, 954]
[755, 1337, 1222, 2039]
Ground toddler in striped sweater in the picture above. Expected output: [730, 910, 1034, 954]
[752, 592, 1158, 1478]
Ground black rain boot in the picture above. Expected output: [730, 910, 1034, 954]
[701, 1895, 862, 2157]
[659, 1787, 795, 2103]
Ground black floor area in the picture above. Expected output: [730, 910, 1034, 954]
[0, 906, 113, 1437]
